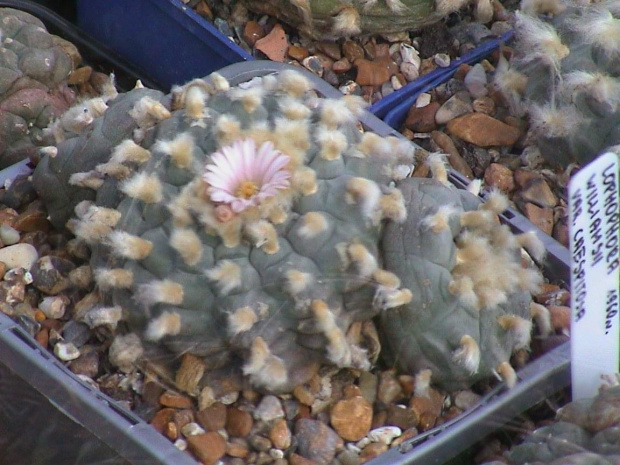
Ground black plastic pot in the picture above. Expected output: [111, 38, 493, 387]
[0, 51, 571, 464]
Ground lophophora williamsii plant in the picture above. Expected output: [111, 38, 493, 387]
[494, 0, 620, 168]
[483, 382, 620, 464]
[33, 68, 549, 396]
[237, 0, 496, 40]
[0, 8, 117, 169]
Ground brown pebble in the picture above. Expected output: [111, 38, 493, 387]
[288, 45, 310, 61]
[295, 418, 341, 465]
[330, 396, 373, 441]
[159, 390, 193, 409]
[174, 409, 196, 431]
[150, 408, 177, 434]
[343, 384, 363, 399]
[377, 370, 404, 404]
[293, 385, 315, 406]
[518, 178, 558, 208]
[68, 66, 93, 85]
[386, 404, 419, 430]
[391, 426, 418, 447]
[404, 101, 440, 133]
[484, 163, 515, 194]
[332, 58, 352, 74]
[371, 409, 387, 429]
[35, 327, 49, 348]
[194, 0, 214, 20]
[0, 209, 18, 227]
[354, 58, 397, 87]
[553, 218, 569, 248]
[227, 437, 250, 458]
[359, 443, 388, 463]
[548, 305, 571, 331]
[430, 131, 474, 179]
[226, 407, 254, 437]
[447, 113, 522, 147]
[175, 353, 206, 395]
[418, 412, 437, 431]
[69, 350, 99, 378]
[342, 40, 364, 62]
[164, 421, 178, 441]
[317, 41, 341, 60]
[255, 23, 289, 62]
[290, 453, 318, 465]
[243, 20, 265, 46]
[14, 210, 50, 233]
[187, 432, 227, 465]
[454, 63, 472, 80]
[269, 418, 292, 450]
[197, 402, 227, 432]
[521, 203, 554, 235]
[472, 96, 495, 115]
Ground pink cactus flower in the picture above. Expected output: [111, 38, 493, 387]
[203, 139, 291, 213]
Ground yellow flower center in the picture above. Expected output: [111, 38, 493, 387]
[235, 180, 259, 199]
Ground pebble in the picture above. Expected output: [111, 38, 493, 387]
[435, 91, 473, 124]
[386, 404, 419, 430]
[434, 53, 451, 67]
[404, 101, 440, 133]
[367, 426, 402, 445]
[454, 390, 482, 410]
[54, 341, 81, 361]
[83, 305, 123, 329]
[243, 20, 265, 46]
[521, 203, 554, 235]
[302, 56, 324, 77]
[254, 395, 285, 422]
[269, 418, 292, 449]
[197, 402, 227, 431]
[0, 224, 20, 245]
[227, 437, 250, 458]
[69, 350, 99, 378]
[226, 407, 254, 437]
[30, 255, 75, 295]
[330, 396, 373, 441]
[415, 93, 432, 108]
[377, 370, 404, 405]
[0, 243, 38, 270]
[287, 45, 310, 61]
[518, 177, 558, 208]
[186, 432, 227, 465]
[249, 434, 272, 452]
[484, 163, 515, 193]
[255, 24, 288, 62]
[61, 320, 92, 347]
[359, 442, 388, 463]
[354, 58, 396, 86]
[447, 113, 522, 147]
[38, 295, 68, 319]
[159, 390, 194, 409]
[295, 418, 342, 465]
[399, 61, 420, 82]
[181, 422, 207, 437]
[463, 63, 488, 98]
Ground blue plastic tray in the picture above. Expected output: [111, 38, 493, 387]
[76, 0, 253, 91]
[369, 31, 514, 129]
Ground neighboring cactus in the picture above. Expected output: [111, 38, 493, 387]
[483, 384, 620, 465]
[0, 8, 76, 168]
[494, 1, 620, 167]
[33, 68, 546, 394]
[237, 0, 494, 39]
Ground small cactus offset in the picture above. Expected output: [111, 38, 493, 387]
[494, 1, 620, 167]
[483, 383, 620, 465]
[237, 0, 493, 39]
[33, 67, 546, 394]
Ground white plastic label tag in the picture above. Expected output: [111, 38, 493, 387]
[568, 152, 619, 400]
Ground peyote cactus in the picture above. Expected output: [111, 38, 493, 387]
[0, 8, 76, 168]
[483, 383, 620, 464]
[33, 66, 547, 394]
[237, 0, 495, 40]
[494, 1, 620, 167]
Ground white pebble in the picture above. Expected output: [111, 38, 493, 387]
[367, 426, 402, 445]
[434, 53, 451, 68]
[174, 439, 188, 451]
[0, 224, 20, 245]
[464, 63, 488, 98]
[218, 391, 239, 405]
[0, 243, 38, 270]
[391, 75, 403, 91]
[400, 43, 421, 69]
[346, 443, 362, 454]
[39, 296, 68, 319]
[415, 93, 432, 108]
[181, 422, 206, 437]
[270, 449, 285, 459]
[355, 437, 371, 449]
[253, 394, 285, 421]
[54, 342, 81, 361]
[400, 62, 419, 82]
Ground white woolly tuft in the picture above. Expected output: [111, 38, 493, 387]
[320, 99, 356, 129]
[214, 114, 242, 143]
[277, 69, 313, 98]
[184, 85, 208, 118]
[128, 96, 171, 128]
[331, 6, 361, 36]
[466, 179, 482, 196]
[481, 188, 510, 214]
[358, 132, 393, 158]
[144, 311, 181, 341]
[379, 189, 407, 223]
[69, 171, 104, 190]
[496, 361, 517, 388]
[245, 220, 279, 254]
[110, 139, 152, 165]
[205, 260, 242, 295]
[345, 177, 382, 219]
[170, 228, 203, 266]
[95, 161, 130, 179]
[386, 0, 409, 14]
[94, 268, 134, 290]
[285, 270, 314, 295]
[316, 125, 348, 160]
[292, 167, 318, 196]
[106, 231, 153, 260]
[453, 335, 481, 375]
[279, 97, 312, 120]
[229, 85, 265, 113]
[347, 243, 378, 278]
[427, 152, 450, 186]
[514, 11, 569, 73]
[414, 369, 433, 398]
[120, 172, 163, 203]
[528, 102, 583, 138]
[520, 0, 567, 16]
[209, 72, 230, 92]
[571, 7, 620, 56]
[298, 212, 328, 238]
[153, 132, 195, 169]
[134, 280, 184, 308]
[243, 337, 288, 390]
[517, 230, 547, 262]
[422, 204, 458, 233]
[435, 0, 472, 15]
[228, 306, 258, 335]
[561, 71, 620, 109]
[498, 314, 533, 350]
[530, 302, 552, 337]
